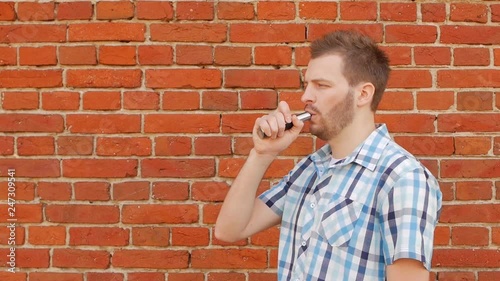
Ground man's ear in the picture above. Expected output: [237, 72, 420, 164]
[356, 82, 375, 108]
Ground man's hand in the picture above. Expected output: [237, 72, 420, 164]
[386, 258, 429, 281]
[253, 101, 305, 157]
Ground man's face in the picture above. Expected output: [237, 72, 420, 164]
[301, 54, 355, 141]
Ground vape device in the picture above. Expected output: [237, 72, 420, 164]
[259, 112, 311, 138]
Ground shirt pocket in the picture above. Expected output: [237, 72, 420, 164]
[318, 196, 363, 247]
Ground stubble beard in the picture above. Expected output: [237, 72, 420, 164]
[310, 89, 355, 141]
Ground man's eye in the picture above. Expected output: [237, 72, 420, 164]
[318, 84, 329, 88]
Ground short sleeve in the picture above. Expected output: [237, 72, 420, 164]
[258, 174, 290, 217]
[379, 167, 442, 270]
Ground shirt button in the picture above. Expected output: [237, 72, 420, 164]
[301, 241, 307, 246]
[310, 202, 316, 208]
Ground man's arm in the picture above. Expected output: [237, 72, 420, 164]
[215, 101, 305, 242]
[386, 259, 429, 281]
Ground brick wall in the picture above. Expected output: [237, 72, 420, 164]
[0, 1, 499, 281]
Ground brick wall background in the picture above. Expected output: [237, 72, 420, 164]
[0, 1, 499, 280]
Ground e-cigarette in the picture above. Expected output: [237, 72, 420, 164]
[259, 112, 311, 138]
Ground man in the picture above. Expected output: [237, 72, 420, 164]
[215, 30, 442, 281]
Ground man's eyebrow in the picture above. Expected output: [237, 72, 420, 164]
[303, 78, 333, 84]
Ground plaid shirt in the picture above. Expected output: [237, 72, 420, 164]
[259, 124, 442, 281]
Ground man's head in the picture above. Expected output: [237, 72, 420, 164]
[310, 30, 390, 111]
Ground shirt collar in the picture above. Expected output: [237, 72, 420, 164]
[309, 124, 391, 172]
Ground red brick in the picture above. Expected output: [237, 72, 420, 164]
[434, 226, 450, 246]
[113, 181, 150, 201]
[129, 273, 165, 281]
[386, 25, 437, 43]
[99, 46, 136, 66]
[67, 114, 141, 134]
[0, 159, 59, 178]
[63, 159, 138, 178]
[375, 114, 435, 133]
[416, 91, 454, 110]
[138, 45, 173, 65]
[57, 1, 93, 20]
[57, 136, 93, 156]
[96, 1, 134, 20]
[151, 23, 226, 43]
[221, 113, 261, 134]
[281, 137, 315, 156]
[2, 91, 39, 110]
[442, 159, 500, 179]
[53, 249, 109, 269]
[493, 227, 500, 245]
[69, 23, 145, 42]
[454, 136, 491, 155]
[59, 45, 97, 65]
[339, 2, 376, 20]
[299, 2, 337, 20]
[251, 226, 280, 246]
[146, 69, 221, 89]
[0, 46, 16, 65]
[215, 46, 252, 66]
[422, 3, 446, 22]
[122, 204, 198, 224]
[172, 227, 210, 246]
[0, 136, 14, 155]
[132, 227, 169, 246]
[255, 46, 292, 65]
[144, 114, 219, 133]
[450, 3, 488, 23]
[219, 158, 294, 179]
[83, 91, 121, 110]
[29, 273, 82, 281]
[113, 250, 189, 269]
[456, 181, 493, 200]
[0, 114, 63, 133]
[217, 2, 254, 20]
[479, 272, 500, 281]
[142, 159, 215, 178]
[387, 70, 432, 88]
[307, 23, 383, 42]
[67, 69, 142, 88]
[152, 182, 189, 201]
[225, 69, 300, 89]
[440, 204, 500, 223]
[0, 24, 66, 43]
[493, 4, 500, 22]
[378, 91, 413, 110]
[0, 248, 49, 268]
[46, 205, 118, 224]
[394, 136, 454, 156]
[454, 48, 490, 66]
[28, 226, 65, 245]
[74, 182, 110, 201]
[155, 136, 192, 156]
[177, 1, 213, 20]
[194, 136, 231, 156]
[0, 70, 62, 88]
[0, 225, 25, 245]
[414, 47, 451, 65]
[231, 23, 305, 43]
[202, 204, 220, 224]
[432, 249, 500, 268]
[202, 90, 238, 111]
[438, 114, 500, 132]
[380, 3, 416, 21]
[191, 181, 229, 202]
[87, 273, 123, 281]
[176, 45, 213, 65]
[136, 1, 173, 20]
[70, 227, 129, 246]
[191, 249, 267, 269]
[123, 91, 160, 110]
[162, 91, 200, 110]
[441, 26, 500, 44]
[241, 90, 277, 110]
[380, 46, 411, 66]
[18, 2, 55, 21]
[0, 2, 15, 21]
[457, 91, 493, 111]
[208, 273, 245, 281]
[97, 137, 151, 156]
[257, 1, 295, 20]
[1, 204, 41, 223]
[295, 47, 311, 66]
[438, 272, 475, 281]
[0, 181, 35, 201]
[452, 227, 489, 246]
[37, 182, 71, 201]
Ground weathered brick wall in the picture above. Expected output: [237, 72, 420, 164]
[0, 1, 499, 280]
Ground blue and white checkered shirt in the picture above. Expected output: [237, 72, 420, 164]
[259, 124, 442, 281]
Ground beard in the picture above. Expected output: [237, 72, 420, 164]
[308, 88, 355, 141]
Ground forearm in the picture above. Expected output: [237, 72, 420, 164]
[215, 149, 275, 242]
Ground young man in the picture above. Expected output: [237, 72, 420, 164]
[215, 30, 442, 281]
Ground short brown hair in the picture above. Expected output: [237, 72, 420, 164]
[311, 30, 390, 111]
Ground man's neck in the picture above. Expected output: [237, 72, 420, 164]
[327, 114, 376, 159]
